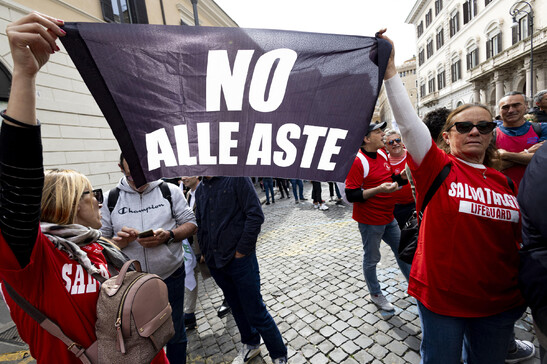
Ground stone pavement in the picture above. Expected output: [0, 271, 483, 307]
[0, 181, 541, 363]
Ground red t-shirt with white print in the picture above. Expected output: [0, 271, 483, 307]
[345, 149, 396, 225]
[0, 227, 169, 364]
[407, 144, 525, 317]
[388, 150, 414, 205]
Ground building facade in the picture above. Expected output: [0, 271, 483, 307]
[0, 0, 236, 190]
[406, 0, 547, 117]
[374, 57, 418, 129]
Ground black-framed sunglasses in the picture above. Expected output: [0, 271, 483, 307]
[447, 121, 496, 134]
[387, 138, 402, 145]
[82, 188, 104, 204]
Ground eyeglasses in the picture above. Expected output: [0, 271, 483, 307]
[387, 138, 402, 145]
[447, 121, 496, 134]
[82, 188, 104, 204]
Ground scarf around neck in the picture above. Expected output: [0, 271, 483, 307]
[40, 222, 129, 279]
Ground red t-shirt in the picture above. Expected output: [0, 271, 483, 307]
[407, 144, 525, 317]
[0, 228, 169, 364]
[345, 149, 395, 225]
[496, 124, 539, 188]
[388, 150, 414, 205]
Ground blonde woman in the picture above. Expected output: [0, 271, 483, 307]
[0, 13, 168, 363]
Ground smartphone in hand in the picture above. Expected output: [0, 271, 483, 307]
[138, 229, 154, 238]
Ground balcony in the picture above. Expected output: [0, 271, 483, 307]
[421, 91, 440, 107]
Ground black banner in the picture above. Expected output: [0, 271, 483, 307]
[61, 23, 390, 186]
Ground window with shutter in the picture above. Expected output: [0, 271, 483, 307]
[466, 53, 471, 70]
[437, 71, 446, 90]
[497, 34, 502, 53]
[436, 28, 444, 49]
[435, 0, 443, 15]
[100, 0, 115, 22]
[100, 0, 148, 24]
[463, 2, 469, 24]
[512, 26, 518, 45]
[427, 40, 434, 58]
[428, 78, 436, 93]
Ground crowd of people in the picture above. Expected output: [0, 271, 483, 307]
[0, 11, 546, 364]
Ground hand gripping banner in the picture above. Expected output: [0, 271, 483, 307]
[61, 23, 391, 187]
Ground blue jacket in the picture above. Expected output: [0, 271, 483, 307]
[195, 177, 264, 268]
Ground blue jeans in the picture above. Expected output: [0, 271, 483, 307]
[208, 253, 287, 360]
[263, 177, 274, 203]
[164, 265, 187, 364]
[290, 179, 304, 199]
[417, 301, 526, 364]
[358, 219, 411, 295]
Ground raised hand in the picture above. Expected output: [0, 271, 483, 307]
[6, 12, 65, 78]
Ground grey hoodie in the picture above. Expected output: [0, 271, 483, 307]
[100, 178, 196, 279]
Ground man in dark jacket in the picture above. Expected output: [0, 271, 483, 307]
[195, 177, 287, 364]
[529, 90, 547, 123]
[518, 143, 547, 364]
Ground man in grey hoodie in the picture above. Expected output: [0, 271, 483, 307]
[100, 154, 197, 364]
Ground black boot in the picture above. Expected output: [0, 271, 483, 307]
[217, 298, 231, 318]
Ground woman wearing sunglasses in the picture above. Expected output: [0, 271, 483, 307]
[0, 13, 169, 363]
[378, 29, 527, 364]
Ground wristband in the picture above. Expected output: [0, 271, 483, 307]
[1, 109, 39, 128]
[165, 230, 175, 245]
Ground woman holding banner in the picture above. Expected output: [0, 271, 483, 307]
[0, 13, 170, 363]
[378, 30, 530, 363]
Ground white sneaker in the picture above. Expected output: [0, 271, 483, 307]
[273, 357, 288, 364]
[371, 294, 395, 311]
[319, 203, 329, 210]
[506, 340, 535, 363]
[232, 344, 261, 364]
[313, 203, 319, 209]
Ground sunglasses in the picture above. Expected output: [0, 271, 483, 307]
[387, 138, 402, 145]
[447, 121, 496, 134]
[82, 188, 104, 204]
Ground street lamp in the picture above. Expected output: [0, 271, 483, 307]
[509, 1, 534, 104]
[191, 0, 200, 26]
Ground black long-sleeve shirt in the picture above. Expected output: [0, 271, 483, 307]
[0, 121, 44, 267]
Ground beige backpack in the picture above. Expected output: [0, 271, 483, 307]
[5, 259, 174, 364]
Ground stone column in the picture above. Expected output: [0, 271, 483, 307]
[473, 84, 481, 104]
[535, 56, 546, 92]
[494, 71, 506, 104]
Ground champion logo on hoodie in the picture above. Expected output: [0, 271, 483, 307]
[117, 202, 167, 215]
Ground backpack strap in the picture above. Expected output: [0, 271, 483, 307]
[532, 122, 542, 138]
[158, 182, 175, 219]
[418, 163, 451, 222]
[107, 187, 120, 214]
[506, 175, 515, 194]
[3, 282, 96, 364]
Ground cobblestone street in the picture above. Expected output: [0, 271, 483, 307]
[0, 182, 540, 363]
[185, 182, 540, 364]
